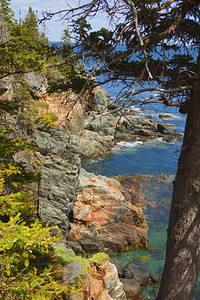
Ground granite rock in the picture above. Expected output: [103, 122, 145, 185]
[65, 259, 126, 300]
[104, 262, 127, 299]
[33, 129, 81, 240]
[67, 169, 148, 253]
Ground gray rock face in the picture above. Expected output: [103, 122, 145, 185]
[33, 129, 81, 240]
[92, 87, 110, 113]
[84, 115, 116, 136]
[104, 263, 127, 300]
[80, 130, 114, 158]
[0, 72, 48, 100]
[24, 72, 48, 96]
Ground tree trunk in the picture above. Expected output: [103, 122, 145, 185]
[156, 58, 200, 300]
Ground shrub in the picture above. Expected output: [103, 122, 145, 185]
[0, 214, 67, 299]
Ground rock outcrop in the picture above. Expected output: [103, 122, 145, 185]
[120, 278, 141, 299]
[81, 106, 182, 158]
[0, 72, 48, 99]
[67, 169, 148, 253]
[63, 257, 126, 300]
[33, 129, 81, 240]
[110, 257, 159, 299]
[87, 86, 110, 113]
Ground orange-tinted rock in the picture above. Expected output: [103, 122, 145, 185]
[38, 92, 85, 135]
[67, 170, 148, 253]
[66, 259, 126, 300]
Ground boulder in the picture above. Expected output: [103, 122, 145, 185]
[80, 130, 114, 158]
[84, 115, 116, 136]
[109, 258, 125, 278]
[67, 169, 148, 253]
[104, 262, 126, 299]
[92, 86, 110, 113]
[124, 259, 151, 285]
[159, 114, 172, 119]
[65, 259, 126, 300]
[120, 278, 141, 299]
[85, 86, 110, 114]
[157, 123, 175, 134]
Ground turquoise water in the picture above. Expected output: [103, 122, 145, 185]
[82, 99, 200, 298]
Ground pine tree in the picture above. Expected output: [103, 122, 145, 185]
[0, 4, 49, 78]
[0, 0, 14, 23]
[22, 7, 40, 46]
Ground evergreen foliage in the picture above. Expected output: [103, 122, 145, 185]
[0, 215, 67, 299]
[47, 29, 86, 94]
[0, 118, 66, 298]
[0, 2, 109, 298]
[0, 0, 14, 23]
[0, 3, 48, 77]
[0, 126, 68, 299]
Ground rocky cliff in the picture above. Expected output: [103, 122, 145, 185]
[0, 72, 181, 298]
[33, 129, 80, 240]
[0, 71, 181, 244]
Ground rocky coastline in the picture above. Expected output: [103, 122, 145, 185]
[1, 72, 182, 299]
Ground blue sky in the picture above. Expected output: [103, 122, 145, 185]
[10, 0, 108, 42]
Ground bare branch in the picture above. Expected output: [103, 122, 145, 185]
[140, 93, 181, 107]
[40, 0, 99, 23]
[152, 0, 177, 12]
[133, 85, 192, 97]
[109, 22, 133, 51]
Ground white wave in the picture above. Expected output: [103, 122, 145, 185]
[153, 137, 165, 143]
[129, 105, 142, 112]
[85, 157, 104, 164]
[117, 140, 144, 148]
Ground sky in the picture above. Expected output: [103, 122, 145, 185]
[10, 0, 108, 42]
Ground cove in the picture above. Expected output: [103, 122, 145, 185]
[82, 102, 200, 299]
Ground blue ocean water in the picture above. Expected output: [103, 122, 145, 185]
[82, 82, 200, 298]
[82, 99, 185, 177]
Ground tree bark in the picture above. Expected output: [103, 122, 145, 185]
[156, 56, 200, 300]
